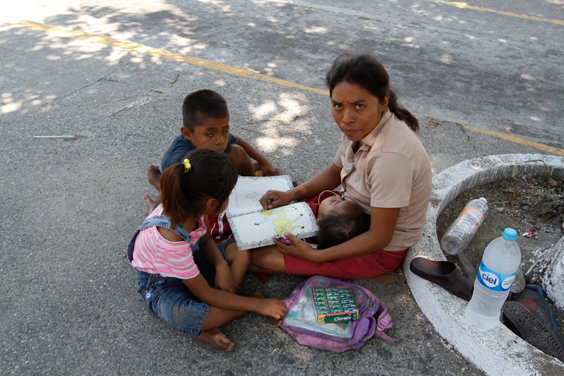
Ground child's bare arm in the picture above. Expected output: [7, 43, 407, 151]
[200, 237, 237, 293]
[183, 274, 288, 320]
[199, 216, 237, 293]
[235, 135, 275, 176]
[199, 216, 225, 265]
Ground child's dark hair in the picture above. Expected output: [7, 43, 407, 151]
[326, 54, 419, 132]
[316, 205, 370, 250]
[160, 148, 238, 228]
[182, 90, 229, 132]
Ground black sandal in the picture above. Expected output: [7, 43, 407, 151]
[502, 301, 564, 363]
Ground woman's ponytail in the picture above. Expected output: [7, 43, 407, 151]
[388, 90, 419, 132]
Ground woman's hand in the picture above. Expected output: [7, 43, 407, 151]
[259, 190, 294, 209]
[259, 163, 342, 210]
[214, 263, 238, 293]
[273, 233, 319, 262]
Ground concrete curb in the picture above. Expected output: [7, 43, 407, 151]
[404, 154, 564, 375]
[544, 236, 564, 310]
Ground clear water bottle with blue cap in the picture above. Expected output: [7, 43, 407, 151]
[465, 228, 521, 331]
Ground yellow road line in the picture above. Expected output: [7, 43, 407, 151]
[9, 20, 329, 96]
[426, 0, 564, 26]
[459, 124, 564, 156]
[9, 20, 564, 156]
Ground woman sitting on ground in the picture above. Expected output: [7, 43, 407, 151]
[249, 53, 432, 279]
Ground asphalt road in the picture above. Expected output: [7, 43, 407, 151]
[1, 1, 562, 375]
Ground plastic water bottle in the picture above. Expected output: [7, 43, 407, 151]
[465, 228, 521, 331]
[441, 197, 489, 255]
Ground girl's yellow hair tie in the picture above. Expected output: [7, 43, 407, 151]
[183, 159, 191, 173]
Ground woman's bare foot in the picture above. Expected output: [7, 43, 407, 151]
[147, 165, 161, 191]
[145, 194, 157, 214]
[197, 328, 234, 352]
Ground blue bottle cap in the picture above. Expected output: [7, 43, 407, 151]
[503, 228, 517, 241]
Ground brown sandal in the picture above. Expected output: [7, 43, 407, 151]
[409, 257, 474, 301]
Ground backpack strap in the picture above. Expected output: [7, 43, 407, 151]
[126, 215, 190, 263]
[374, 310, 403, 342]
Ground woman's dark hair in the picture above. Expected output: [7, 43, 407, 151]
[316, 204, 370, 250]
[160, 148, 238, 228]
[326, 54, 419, 132]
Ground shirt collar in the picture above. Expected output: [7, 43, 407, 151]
[189, 217, 207, 244]
[360, 108, 392, 148]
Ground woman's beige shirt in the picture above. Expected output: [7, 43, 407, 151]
[333, 109, 432, 252]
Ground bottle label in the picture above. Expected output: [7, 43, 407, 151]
[459, 206, 485, 226]
[477, 261, 516, 292]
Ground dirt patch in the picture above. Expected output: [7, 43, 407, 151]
[436, 173, 564, 327]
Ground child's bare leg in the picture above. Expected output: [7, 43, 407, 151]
[200, 305, 247, 332]
[197, 328, 235, 352]
[145, 165, 162, 214]
[148, 165, 162, 191]
[228, 144, 254, 176]
[225, 242, 250, 286]
[248, 245, 287, 274]
[145, 195, 158, 214]
[196, 328, 235, 352]
[197, 301, 251, 351]
[198, 292, 278, 350]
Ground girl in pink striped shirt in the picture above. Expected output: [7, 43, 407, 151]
[128, 149, 287, 352]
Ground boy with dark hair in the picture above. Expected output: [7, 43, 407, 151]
[147, 89, 275, 206]
[160, 90, 274, 175]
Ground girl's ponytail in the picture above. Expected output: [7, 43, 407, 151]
[160, 163, 192, 228]
[160, 149, 238, 228]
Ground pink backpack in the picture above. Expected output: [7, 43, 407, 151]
[280, 276, 401, 353]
